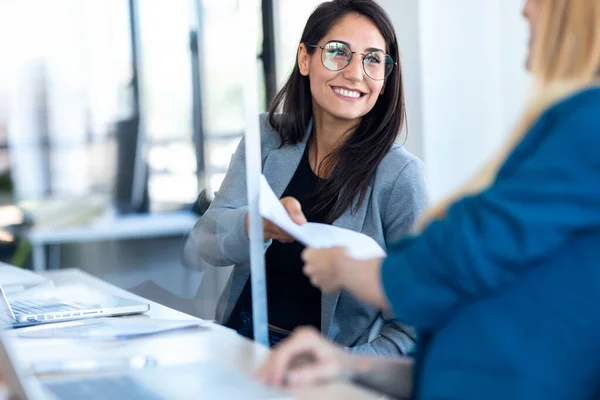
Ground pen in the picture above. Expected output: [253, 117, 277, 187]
[32, 355, 158, 376]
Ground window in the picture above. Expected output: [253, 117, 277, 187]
[200, 0, 266, 197]
[137, 0, 267, 207]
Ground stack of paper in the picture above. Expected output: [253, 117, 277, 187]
[259, 175, 385, 260]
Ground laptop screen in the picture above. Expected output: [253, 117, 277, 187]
[0, 284, 17, 321]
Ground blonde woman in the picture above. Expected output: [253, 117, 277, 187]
[258, 0, 600, 398]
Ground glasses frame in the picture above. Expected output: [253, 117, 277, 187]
[306, 41, 396, 81]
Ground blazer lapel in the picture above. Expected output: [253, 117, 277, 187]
[262, 122, 311, 197]
[321, 182, 373, 337]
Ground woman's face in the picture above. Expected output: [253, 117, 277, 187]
[523, 0, 541, 70]
[298, 14, 388, 122]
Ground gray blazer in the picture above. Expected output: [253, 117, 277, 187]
[183, 114, 428, 356]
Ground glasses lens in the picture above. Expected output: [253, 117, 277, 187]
[321, 42, 351, 71]
[363, 51, 394, 80]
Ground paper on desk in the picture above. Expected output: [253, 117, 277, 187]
[259, 175, 385, 260]
[13, 318, 208, 340]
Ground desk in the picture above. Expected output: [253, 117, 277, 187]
[1, 269, 384, 400]
[26, 211, 198, 272]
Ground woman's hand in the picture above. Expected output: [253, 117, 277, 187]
[256, 326, 348, 387]
[246, 197, 307, 243]
[301, 247, 348, 292]
[258, 326, 415, 398]
[302, 247, 389, 310]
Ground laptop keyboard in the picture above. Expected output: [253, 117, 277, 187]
[44, 376, 165, 400]
[10, 299, 79, 317]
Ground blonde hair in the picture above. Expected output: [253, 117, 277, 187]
[417, 0, 600, 230]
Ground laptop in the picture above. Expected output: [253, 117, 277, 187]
[0, 283, 149, 329]
[0, 331, 291, 400]
[0, 263, 54, 295]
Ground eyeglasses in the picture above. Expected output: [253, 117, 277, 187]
[307, 41, 395, 81]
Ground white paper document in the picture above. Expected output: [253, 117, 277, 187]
[259, 175, 385, 260]
[13, 318, 208, 340]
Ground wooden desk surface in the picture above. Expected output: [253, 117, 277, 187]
[0, 269, 384, 400]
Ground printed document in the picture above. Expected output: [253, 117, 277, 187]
[259, 175, 385, 260]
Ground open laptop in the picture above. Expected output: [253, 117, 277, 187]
[0, 331, 291, 400]
[0, 283, 149, 329]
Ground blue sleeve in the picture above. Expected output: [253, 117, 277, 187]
[381, 91, 600, 331]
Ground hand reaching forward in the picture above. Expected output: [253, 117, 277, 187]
[302, 247, 389, 310]
[246, 196, 307, 243]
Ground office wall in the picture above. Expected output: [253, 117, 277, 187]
[377, 0, 424, 160]
[379, 0, 529, 202]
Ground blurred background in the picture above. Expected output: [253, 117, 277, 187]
[0, 0, 529, 319]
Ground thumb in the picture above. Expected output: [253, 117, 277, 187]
[282, 197, 307, 225]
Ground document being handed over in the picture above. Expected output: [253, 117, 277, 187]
[259, 175, 385, 260]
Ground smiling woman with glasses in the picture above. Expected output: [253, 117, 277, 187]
[184, 0, 428, 355]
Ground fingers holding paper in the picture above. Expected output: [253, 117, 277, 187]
[280, 197, 307, 226]
[266, 197, 306, 243]
[247, 196, 307, 243]
[302, 247, 390, 310]
[263, 219, 295, 243]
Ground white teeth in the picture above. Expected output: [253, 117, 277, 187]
[334, 87, 361, 99]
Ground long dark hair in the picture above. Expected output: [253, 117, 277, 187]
[267, 0, 406, 223]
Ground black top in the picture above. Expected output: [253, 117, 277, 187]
[226, 146, 332, 334]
